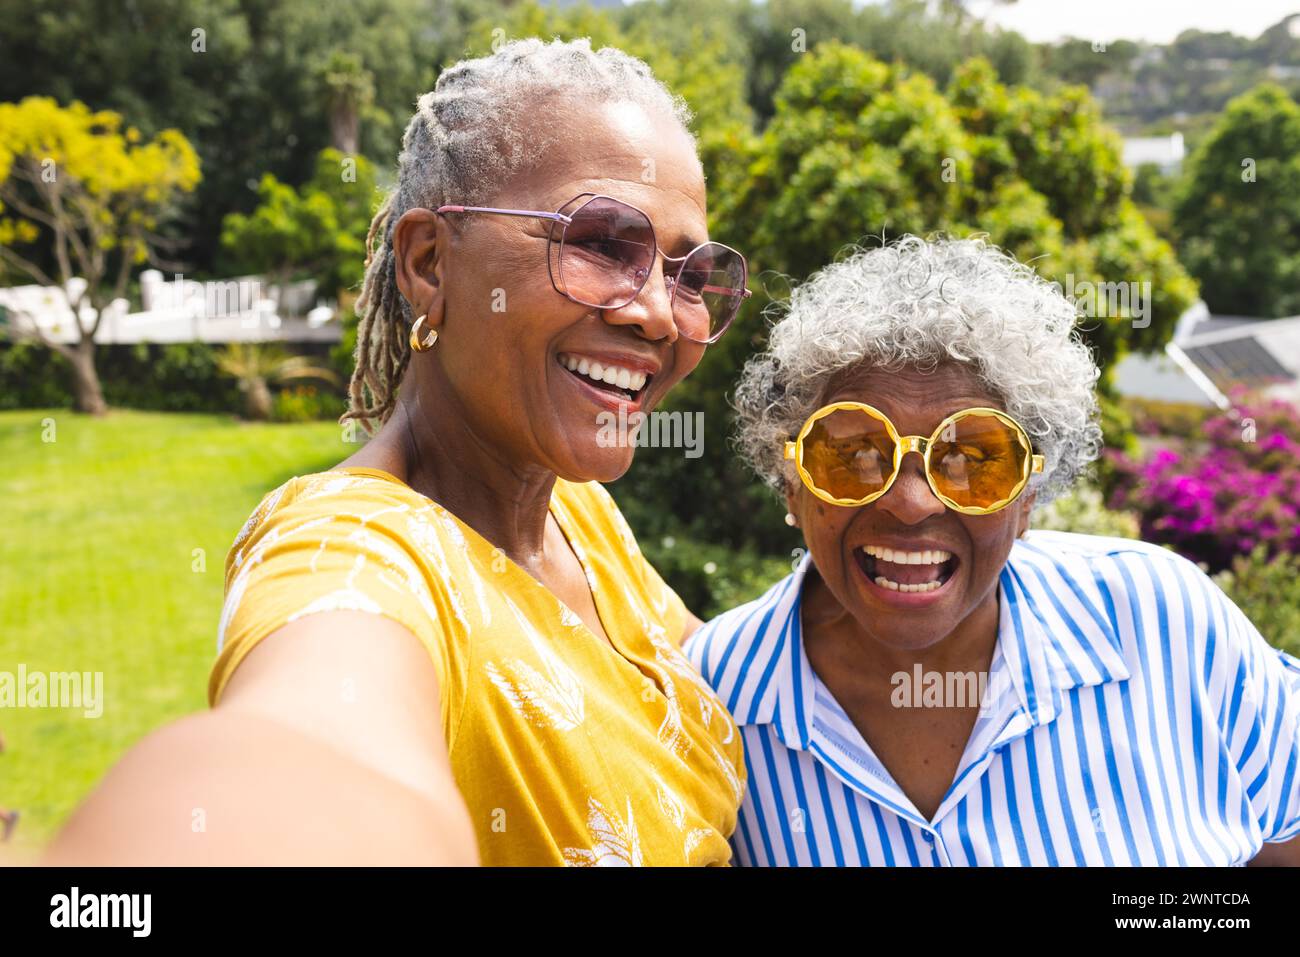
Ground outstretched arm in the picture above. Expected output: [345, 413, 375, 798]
[42, 611, 479, 866]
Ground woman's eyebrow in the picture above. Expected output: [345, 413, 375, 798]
[667, 234, 708, 256]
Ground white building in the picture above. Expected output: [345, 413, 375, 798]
[1121, 132, 1185, 173]
[0, 270, 339, 345]
[1113, 300, 1300, 409]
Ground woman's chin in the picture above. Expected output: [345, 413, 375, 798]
[863, 621, 954, 656]
[558, 441, 636, 485]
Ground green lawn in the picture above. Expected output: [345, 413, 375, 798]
[0, 408, 358, 854]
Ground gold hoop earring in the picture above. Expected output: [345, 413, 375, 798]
[409, 314, 438, 353]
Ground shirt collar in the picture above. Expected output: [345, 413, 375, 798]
[723, 550, 816, 749]
[730, 537, 1131, 745]
[996, 535, 1132, 726]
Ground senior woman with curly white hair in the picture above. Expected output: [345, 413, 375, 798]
[684, 235, 1300, 867]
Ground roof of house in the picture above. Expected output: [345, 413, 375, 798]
[1167, 314, 1300, 407]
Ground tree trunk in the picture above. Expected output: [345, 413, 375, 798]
[68, 339, 107, 416]
[245, 377, 273, 421]
[329, 104, 359, 156]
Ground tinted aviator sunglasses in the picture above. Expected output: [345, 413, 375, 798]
[784, 402, 1045, 515]
[434, 192, 751, 344]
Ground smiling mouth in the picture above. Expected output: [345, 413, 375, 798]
[855, 545, 959, 594]
[557, 353, 652, 403]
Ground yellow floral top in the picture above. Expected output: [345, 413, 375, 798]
[208, 466, 746, 866]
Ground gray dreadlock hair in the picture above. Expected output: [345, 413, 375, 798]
[341, 36, 697, 434]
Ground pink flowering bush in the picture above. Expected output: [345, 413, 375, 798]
[1108, 395, 1300, 571]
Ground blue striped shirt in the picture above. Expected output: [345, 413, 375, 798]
[683, 531, 1300, 866]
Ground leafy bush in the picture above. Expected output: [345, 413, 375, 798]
[1032, 484, 1140, 539]
[109, 342, 239, 413]
[1109, 396, 1300, 571]
[1214, 547, 1300, 657]
[0, 341, 240, 413]
[272, 384, 348, 423]
[0, 340, 71, 409]
[639, 534, 794, 621]
[1093, 390, 1138, 499]
[1127, 397, 1214, 439]
[330, 295, 360, 384]
[0, 341, 348, 418]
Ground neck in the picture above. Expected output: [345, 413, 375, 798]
[375, 365, 558, 564]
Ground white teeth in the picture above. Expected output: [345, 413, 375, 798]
[875, 577, 943, 594]
[864, 544, 952, 593]
[559, 354, 651, 394]
[862, 545, 952, 565]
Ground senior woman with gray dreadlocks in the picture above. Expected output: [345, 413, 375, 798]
[685, 236, 1300, 867]
[45, 37, 750, 866]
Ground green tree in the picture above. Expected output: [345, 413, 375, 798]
[1174, 83, 1300, 317]
[0, 0, 463, 270]
[0, 97, 200, 414]
[1040, 38, 1139, 88]
[721, 49, 1195, 372]
[219, 148, 379, 297]
[321, 51, 376, 157]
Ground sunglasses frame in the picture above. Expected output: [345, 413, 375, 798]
[434, 192, 751, 344]
[783, 401, 1046, 515]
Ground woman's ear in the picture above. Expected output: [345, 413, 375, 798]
[1015, 490, 1038, 538]
[782, 467, 800, 527]
[391, 208, 448, 330]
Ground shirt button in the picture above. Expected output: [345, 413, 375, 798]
[922, 832, 934, 843]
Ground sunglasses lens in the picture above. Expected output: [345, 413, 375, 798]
[802, 408, 895, 502]
[929, 412, 1029, 510]
[556, 197, 655, 308]
[672, 244, 747, 342]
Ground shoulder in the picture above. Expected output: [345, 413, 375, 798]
[227, 469, 433, 574]
[220, 468, 457, 653]
[1013, 529, 1279, 686]
[684, 562, 804, 690]
[1013, 529, 1224, 617]
[1017, 528, 1198, 575]
[213, 468, 463, 710]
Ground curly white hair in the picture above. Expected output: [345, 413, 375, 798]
[732, 235, 1103, 505]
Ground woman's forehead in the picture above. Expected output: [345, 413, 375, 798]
[823, 363, 1004, 414]
[501, 100, 705, 225]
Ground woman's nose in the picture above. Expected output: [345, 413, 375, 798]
[601, 254, 679, 342]
[875, 450, 946, 525]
